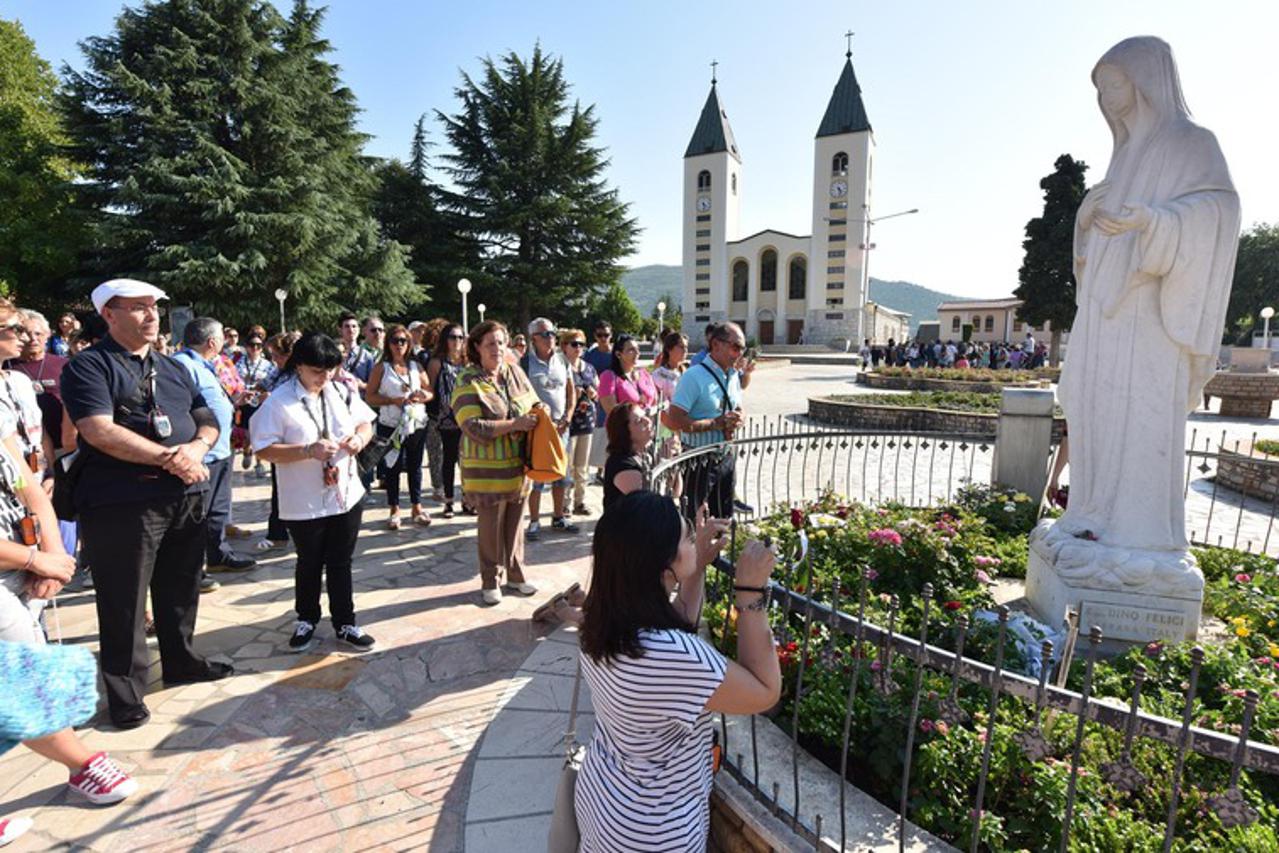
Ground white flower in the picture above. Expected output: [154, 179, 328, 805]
[808, 513, 846, 529]
[1003, 503, 1017, 513]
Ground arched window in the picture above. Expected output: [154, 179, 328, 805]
[984, 315, 994, 333]
[697, 170, 711, 191]
[788, 256, 807, 301]
[971, 314, 981, 329]
[760, 250, 777, 292]
[951, 316, 961, 332]
[731, 260, 749, 302]
[832, 152, 849, 174]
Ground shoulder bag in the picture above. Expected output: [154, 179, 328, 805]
[546, 654, 585, 853]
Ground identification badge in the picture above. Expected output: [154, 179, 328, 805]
[153, 412, 173, 439]
[30, 380, 43, 396]
[323, 463, 339, 488]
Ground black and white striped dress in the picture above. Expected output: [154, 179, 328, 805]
[575, 628, 727, 852]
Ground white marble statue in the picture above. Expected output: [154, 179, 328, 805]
[1048, 36, 1240, 587]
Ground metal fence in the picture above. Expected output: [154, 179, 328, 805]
[1185, 428, 1279, 557]
[642, 424, 1279, 851]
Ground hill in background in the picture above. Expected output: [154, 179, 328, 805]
[620, 265, 970, 335]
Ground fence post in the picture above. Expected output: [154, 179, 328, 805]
[992, 387, 1055, 499]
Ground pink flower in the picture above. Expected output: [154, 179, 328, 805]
[975, 570, 993, 585]
[918, 718, 935, 734]
[1144, 642, 1163, 658]
[865, 568, 879, 581]
[1235, 573, 1252, 584]
[869, 528, 903, 547]
[974, 555, 1003, 568]
[790, 508, 806, 530]
[870, 660, 882, 672]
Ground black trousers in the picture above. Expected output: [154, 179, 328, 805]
[204, 456, 234, 565]
[378, 424, 427, 507]
[267, 463, 289, 542]
[80, 492, 208, 717]
[682, 451, 736, 520]
[286, 503, 363, 628]
[439, 427, 461, 501]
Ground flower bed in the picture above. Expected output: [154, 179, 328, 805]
[856, 366, 1061, 395]
[707, 495, 1279, 850]
[809, 393, 1066, 443]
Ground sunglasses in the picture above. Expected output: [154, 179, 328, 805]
[595, 332, 611, 338]
[566, 341, 585, 348]
[390, 337, 410, 345]
[534, 331, 557, 339]
[0, 322, 28, 337]
[447, 333, 466, 341]
[369, 327, 385, 333]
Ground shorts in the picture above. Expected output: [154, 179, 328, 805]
[0, 583, 45, 645]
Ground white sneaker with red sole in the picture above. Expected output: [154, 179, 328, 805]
[67, 753, 138, 805]
[0, 817, 32, 847]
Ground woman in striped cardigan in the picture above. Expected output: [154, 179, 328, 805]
[451, 321, 541, 606]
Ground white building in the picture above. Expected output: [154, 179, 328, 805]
[863, 301, 911, 346]
[935, 298, 1064, 345]
[681, 49, 875, 348]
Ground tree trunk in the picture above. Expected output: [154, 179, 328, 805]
[1049, 328, 1062, 367]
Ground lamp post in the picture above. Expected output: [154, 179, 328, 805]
[1262, 306, 1275, 352]
[477, 303, 486, 323]
[856, 207, 918, 342]
[273, 288, 288, 333]
[657, 300, 666, 334]
[457, 278, 472, 332]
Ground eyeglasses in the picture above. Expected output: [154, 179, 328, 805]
[566, 341, 585, 348]
[368, 326, 385, 333]
[0, 322, 27, 338]
[715, 337, 745, 352]
[390, 337, 410, 345]
[447, 333, 466, 341]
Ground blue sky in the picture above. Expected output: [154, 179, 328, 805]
[8, 0, 1278, 298]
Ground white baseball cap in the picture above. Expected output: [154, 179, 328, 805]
[91, 278, 169, 314]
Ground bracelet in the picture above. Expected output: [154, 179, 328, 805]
[733, 584, 769, 593]
[737, 588, 771, 612]
[23, 545, 37, 571]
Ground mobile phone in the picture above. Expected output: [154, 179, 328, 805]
[745, 347, 758, 364]
[19, 514, 40, 547]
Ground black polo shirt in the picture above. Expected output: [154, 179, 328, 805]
[62, 335, 211, 509]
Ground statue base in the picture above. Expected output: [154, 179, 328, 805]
[1025, 519, 1203, 644]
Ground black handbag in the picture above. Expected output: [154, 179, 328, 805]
[50, 449, 86, 521]
[356, 433, 392, 479]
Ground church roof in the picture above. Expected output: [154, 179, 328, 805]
[684, 84, 741, 162]
[816, 57, 872, 138]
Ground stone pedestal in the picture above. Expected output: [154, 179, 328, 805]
[1025, 519, 1203, 643]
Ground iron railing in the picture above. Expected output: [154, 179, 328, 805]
[642, 423, 1279, 851]
[1184, 428, 1279, 557]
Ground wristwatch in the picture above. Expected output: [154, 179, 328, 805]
[734, 584, 771, 612]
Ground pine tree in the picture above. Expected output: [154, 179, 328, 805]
[408, 114, 430, 180]
[60, 0, 415, 329]
[0, 18, 84, 304]
[1014, 154, 1087, 365]
[437, 46, 639, 331]
[1226, 224, 1279, 344]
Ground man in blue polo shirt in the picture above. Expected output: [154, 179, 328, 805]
[63, 279, 233, 729]
[667, 321, 746, 519]
[173, 318, 256, 578]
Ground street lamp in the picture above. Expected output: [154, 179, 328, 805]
[477, 303, 487, 323]
[657, 300, 666, 333]
[273, 288, 288, 333]
[1262, 306, 1275, 351]
[856, 207, 918, 341]
[457, 278, 472, 332]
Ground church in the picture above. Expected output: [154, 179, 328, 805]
[681, 47, 877, 348]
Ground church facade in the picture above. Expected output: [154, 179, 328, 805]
[681, 52, 875, 348]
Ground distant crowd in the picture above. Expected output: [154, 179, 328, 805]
[859, 332, 1049, 371]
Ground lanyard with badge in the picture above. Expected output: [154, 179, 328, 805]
[111, 352, 172, 440]
[0, 373, 41, 474]
[698, 361, 738, 451]
[299, 383, 341, 489]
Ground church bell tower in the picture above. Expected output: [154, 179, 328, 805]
[681, 68, 741, 345]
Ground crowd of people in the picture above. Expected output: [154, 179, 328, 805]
[0, 278, 778, 850]
[859, 331, 1049, 370]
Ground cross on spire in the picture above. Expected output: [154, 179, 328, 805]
[845, 30, 854, 58]
[710, 59, 718, 85]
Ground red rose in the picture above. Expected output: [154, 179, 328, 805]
[790, 508, 806, 529]
[943, 600, 963, 611]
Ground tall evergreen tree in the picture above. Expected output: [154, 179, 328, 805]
[1014, 154, 1087, 365]
[0, 18, 84, 305]
[408, 114, 430, 179]
[60, 0, 415, 329]
[437, 46, 639, 331]
[1225, 224, 1279, 344]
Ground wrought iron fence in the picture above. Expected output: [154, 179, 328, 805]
[640, 422, 1279, 851]
[1184, 428, 1279, 557]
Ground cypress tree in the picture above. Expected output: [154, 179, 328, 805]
[61, 0, 415, 329]
[437, 45, 639, 331]
[1014, 154, 1088, 366]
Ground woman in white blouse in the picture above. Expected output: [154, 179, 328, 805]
[250, 332, 377, 654]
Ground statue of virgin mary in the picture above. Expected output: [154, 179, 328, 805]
[1048, 37, 1239, 585]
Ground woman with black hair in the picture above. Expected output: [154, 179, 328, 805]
[425, 323, 466, 518]
[601, 402, 652, 512]
[575, 491, 781, 851]
[250, 332, 377, 653]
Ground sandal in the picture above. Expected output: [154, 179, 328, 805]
[411, 512, 432, 527]
[561, 582, 586, 608]
[387, 515, 401, 531]
[442, 503, 455, 519]
[532, 593, 569, 623]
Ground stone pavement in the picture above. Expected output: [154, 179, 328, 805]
[0, 472, 596, 852]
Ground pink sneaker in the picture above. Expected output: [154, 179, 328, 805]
[68, 753, 138, 805]
[0, 816, 32, 846]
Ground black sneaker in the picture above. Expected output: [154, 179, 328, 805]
[289, 620, 316, 653]
[336, 624, 375, 651]
[208, 554, 257, 572]
[199, 573, 221, 593]
[551, 517, 579, 534]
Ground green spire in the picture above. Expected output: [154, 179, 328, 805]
[684, 82, 740, 161]
[816, 57, 872, 138]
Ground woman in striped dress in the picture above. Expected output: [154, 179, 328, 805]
[576, 492, 781, 851]
[451, 321, 541, 606]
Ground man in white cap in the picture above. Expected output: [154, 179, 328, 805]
[61, 279, 233, 729]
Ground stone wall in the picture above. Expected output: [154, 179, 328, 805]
[809, 395, 1068, 444]
[1203, 371, 1279, 419]
[855, 372, 1042, 394]
[1216, 444, 1279, 501]
[708, 788, 779, 853]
